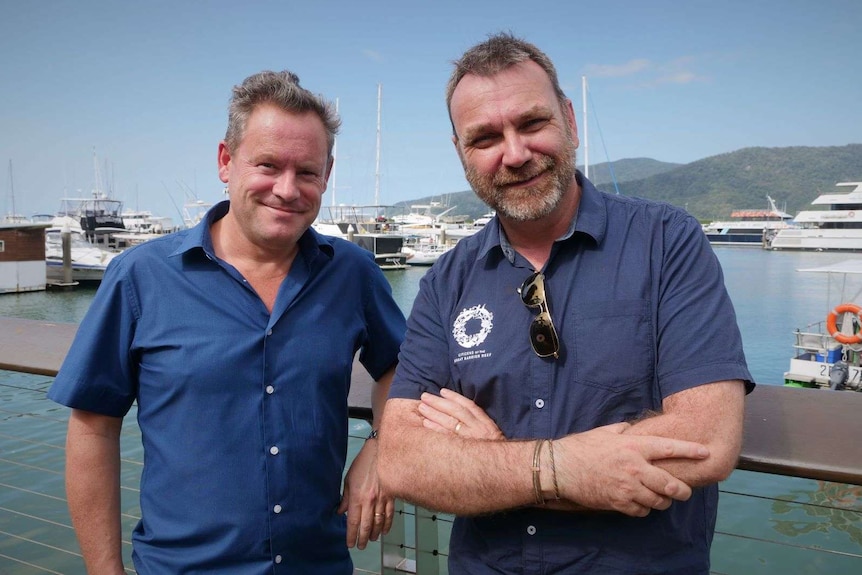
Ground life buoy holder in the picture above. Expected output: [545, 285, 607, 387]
[826, 303, 862, 344]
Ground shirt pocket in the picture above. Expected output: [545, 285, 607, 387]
[571, 299, 654, 392]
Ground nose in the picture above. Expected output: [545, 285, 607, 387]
[500, 132, 532, 168]
[272, 172, 301, 201]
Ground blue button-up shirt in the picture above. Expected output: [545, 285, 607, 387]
[49, 201, 406, 574]
[390, 174, 753, 574]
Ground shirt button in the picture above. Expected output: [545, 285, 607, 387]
[535, 399, 545, 408]
[266, 329, 273, 336]
[274, 504, 282, 513]
[275, 555, 282, 563]
[265, 385, 275, 394]
[270, 446, 279, 455]
[527, 525, 537, 535]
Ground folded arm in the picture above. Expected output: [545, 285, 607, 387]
[624, 379, 746, 485]
[378, 396, 709, 517]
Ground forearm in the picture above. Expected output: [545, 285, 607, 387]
[378, 398, 536, 515]
[370, 366, 395, 429]
[624, 380, 745, 485]
[65, 410, 125, 574]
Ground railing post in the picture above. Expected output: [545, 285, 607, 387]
[414, 506, 441, 575]
[381, 499, 413, 574]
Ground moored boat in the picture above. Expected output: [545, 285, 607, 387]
[313, 205, 408, 270]
[702, 195, 794, 246]
[51, 193, 126, 248]
[767, 181, 862, 251]
[784, 259, 862, 391]
[401, 243, 451, 266]
[45, 228, 119, 282]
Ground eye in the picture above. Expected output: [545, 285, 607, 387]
[523, 118, 549, 131]
[468, 133, 498, 149]
[298, 168, 321, 178]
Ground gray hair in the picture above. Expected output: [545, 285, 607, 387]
[224, 70, 341, 155]
[445, 32, 567, 135]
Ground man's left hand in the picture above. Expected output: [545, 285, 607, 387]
[339, 435, 394, 549]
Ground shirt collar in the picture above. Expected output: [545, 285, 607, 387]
[477, 170, 607, 264]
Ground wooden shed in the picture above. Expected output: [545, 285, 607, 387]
[0, 222, 51, 294]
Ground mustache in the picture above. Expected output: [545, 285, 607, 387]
[492, 155, 555, 187]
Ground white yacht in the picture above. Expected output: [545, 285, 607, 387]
[767, 181, 862, 251]
[45, 228, 119, 282]
[702, 196, 794, 247]
[51, 193, 126, 247]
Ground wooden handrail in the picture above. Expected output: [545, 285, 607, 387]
[2, 317, 860, 485]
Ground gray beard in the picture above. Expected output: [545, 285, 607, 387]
[466, 146, 576, 222]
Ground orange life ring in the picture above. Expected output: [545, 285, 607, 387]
[826, 303, 862, 344]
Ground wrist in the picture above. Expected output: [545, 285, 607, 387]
[540, 439, 561, 501]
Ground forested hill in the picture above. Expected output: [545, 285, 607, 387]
[399, 144, 862, 222]
[596, 144, 862, 221]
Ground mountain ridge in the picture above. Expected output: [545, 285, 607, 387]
[395, 144, 862, 222]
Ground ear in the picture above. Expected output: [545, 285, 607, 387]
[217, 141, 231, 184]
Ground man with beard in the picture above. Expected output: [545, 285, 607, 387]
[377, 33, 753, 574]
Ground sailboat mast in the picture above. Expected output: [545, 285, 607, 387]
[8, 159, 15, 218]
[92, 147, 102, 198]
[374, 83, 382, 207]
[582, 76, 589, 179]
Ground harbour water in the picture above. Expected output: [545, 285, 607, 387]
[1, 247, 861, 573]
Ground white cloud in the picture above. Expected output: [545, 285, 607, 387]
[584, 55, 707, 88]
[584, 58, 651, 78]
[654, 71, 698, 85]
[362, 49, 383, 62]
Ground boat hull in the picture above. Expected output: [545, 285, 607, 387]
[768, 229, 862, 251]
[705, 233, 766, 246]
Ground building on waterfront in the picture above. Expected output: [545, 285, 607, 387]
[0, 222, 51, 294]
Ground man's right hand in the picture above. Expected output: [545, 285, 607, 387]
[552, 422, 708, 517]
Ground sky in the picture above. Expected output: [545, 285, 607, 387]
[1, 0, 860, 224]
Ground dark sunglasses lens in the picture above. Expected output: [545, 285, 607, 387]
[529, 314, 559, 357]
[520, 273, 543, 306]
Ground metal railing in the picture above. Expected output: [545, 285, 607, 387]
[1, 317, 860, 573]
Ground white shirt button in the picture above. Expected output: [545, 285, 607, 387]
[274, 504, 282, 513]
[535, 399, 545, 408]
[275, 555, 282, 563]
[267, 329, 272, 336]
[527, 525, 537, 535]
[265, 385, 274, 394]
[270, 446, 279, 455]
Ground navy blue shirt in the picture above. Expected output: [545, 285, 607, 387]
[49, 201, 406, 574]
[390, 174, 753, 574]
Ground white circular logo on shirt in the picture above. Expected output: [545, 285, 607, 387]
[452, 304, 494, 349]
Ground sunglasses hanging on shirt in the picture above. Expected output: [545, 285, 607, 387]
[518, 271, 560, 359]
